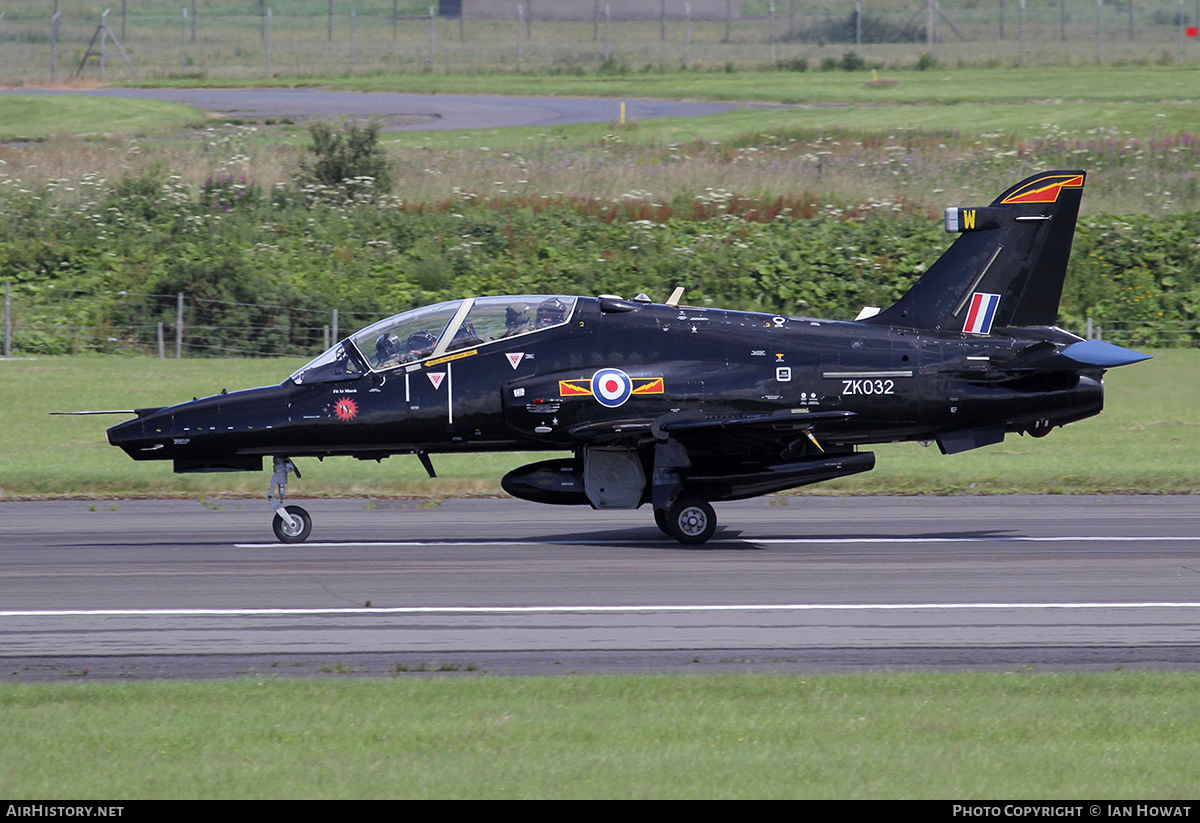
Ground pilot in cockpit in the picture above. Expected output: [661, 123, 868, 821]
[536, 298, 567, 327]
[503, 303, 533, 337]
[375, 329, 437, 368]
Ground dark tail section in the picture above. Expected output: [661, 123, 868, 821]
[861, 170, 1085, 333]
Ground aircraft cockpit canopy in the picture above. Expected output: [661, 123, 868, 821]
[290, 295, 578, 385]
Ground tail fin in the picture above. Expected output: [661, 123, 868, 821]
[860, 170, 1085, 332]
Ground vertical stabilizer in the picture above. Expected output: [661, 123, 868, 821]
[861, 170, 1085, 332]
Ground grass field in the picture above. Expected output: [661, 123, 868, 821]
[1, 350, 1193, 499]
[9, 65, 1200, 140]
[4, 63, 1199, 220]
[2, 672, 1199, 799]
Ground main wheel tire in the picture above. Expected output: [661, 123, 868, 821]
[654, 507, 672, 537]
[666, 497, 716, 545]
[272, 505, 312, 544]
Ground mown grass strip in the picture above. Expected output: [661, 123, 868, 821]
[1, 672, 1197, 799]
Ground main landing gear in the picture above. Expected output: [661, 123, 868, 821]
[269, 456, 312, 543]
[654, 497, 717, 545]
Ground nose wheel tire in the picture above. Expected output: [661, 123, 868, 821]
[272, 505, 312, 544]
[664, 497, 716, 545]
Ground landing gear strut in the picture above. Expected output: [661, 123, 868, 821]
[269, 456, 311, 543]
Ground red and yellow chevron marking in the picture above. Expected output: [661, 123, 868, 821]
[558, 377, 665, 397]
[632, 377, 664, 395]
[1000, 173, 1085, 205]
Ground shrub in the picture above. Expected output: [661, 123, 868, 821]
[296, 120, 393, 200]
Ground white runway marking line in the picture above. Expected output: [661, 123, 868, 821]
[234, 535, 1200, 549]
[5, 602, 1200, 618]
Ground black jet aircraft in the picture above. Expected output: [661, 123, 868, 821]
[104, 170, 1148, 544]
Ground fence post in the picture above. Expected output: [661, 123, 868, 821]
[176, 293, 184, 358]
[267, 8, 273, 78]
[157, 322, 165, 358]
[4, 280, 11, 358]
[935, 0, 941, 59]
[1180, 0, 1186, 62]
[100, 9, 108, 79]
[605, 5, 611, 62]
[770, 2, 777, 62]
[1020, 0, 1027, 66]
[854, 1, 861, 56]
[685, 3, 691, 65]
[51, 12, 60, 84]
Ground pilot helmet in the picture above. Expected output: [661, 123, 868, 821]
[406, 329, 437, 355]
[505, 303, 531, 328]
[375, 333, 402, 361]
[536, 298, 567, 326]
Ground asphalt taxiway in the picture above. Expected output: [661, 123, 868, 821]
[1, 87, 752, 131]
[3, 495, 1199, 679]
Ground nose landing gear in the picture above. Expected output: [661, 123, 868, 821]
[269, 457, 311, 543]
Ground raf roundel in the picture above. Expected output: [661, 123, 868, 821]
[591, 368, 633, 408]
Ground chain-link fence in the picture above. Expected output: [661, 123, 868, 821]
[0, 1, 1197, 84]
[1, 283, 382, 358]
[4, 282, 1196, 358]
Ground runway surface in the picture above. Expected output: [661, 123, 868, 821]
[3, 495, 1200, 680]
[2, 87, 749, 131]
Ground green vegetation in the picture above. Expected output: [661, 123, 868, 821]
[3, 158, 1198, 357]
[0, 96, 202, 143]
[2, 672, 1198, 798]
[297, 120, 394, 198]
[2, 351, 1192, 498]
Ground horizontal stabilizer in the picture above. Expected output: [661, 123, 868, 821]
[1060, 340, 1152, 368]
